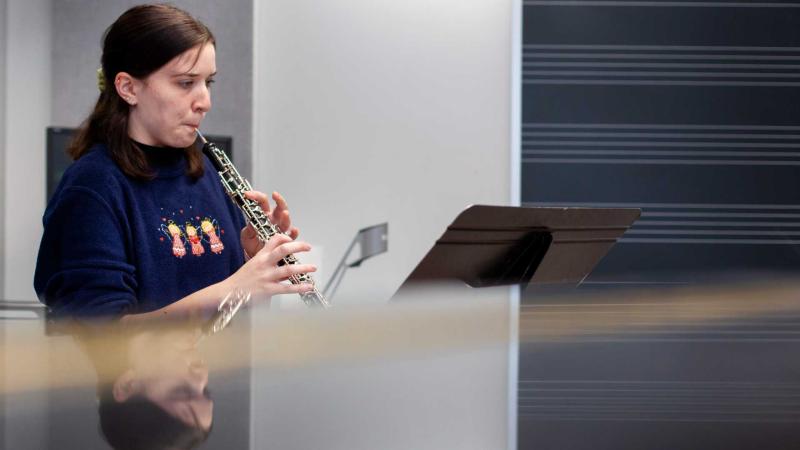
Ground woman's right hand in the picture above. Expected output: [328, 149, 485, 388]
[224, 234, 316, 297]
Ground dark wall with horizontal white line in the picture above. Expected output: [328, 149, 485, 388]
[518, 3, 800, 450]
[521, 1, 800, 284]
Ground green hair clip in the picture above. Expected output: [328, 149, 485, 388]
[96, 67, 106, 93]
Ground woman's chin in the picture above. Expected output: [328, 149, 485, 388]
[172, 133, 198, 148]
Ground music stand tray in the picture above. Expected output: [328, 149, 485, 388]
[396, 205, 640, 294]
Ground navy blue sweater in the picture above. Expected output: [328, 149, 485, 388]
[34, 144, 246, 318]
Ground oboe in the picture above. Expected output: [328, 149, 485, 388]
[197, 129, 329, 308]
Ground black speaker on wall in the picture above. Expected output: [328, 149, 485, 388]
[46, 127, 233, 202]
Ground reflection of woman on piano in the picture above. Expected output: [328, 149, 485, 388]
[82, 325, 213, 449]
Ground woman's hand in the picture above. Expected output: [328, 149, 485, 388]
[121, 233, 315, 326]
[225, 233, 316, 297]
[240, 191, 300, 259]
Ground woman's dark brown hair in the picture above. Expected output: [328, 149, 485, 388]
[68, 4, 215, 180]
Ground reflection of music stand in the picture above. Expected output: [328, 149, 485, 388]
[395, 205, 640, 296]
[323, 223, 389, 302]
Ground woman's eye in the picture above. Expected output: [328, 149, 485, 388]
[178, 80, 194, 88]
[205, 79, 216, 87]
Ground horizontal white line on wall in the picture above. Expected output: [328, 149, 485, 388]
[643, 213, 800, 218]
[523, 141, 800, 147]
[523, 79, 800, 86]
[619, 238, 800, 244]
[522, 157, 800, 165]
[523, 132, 800, 139]
[522, 123, 800, 130]
[522, 201, 800, 209]
[522, 44, 800, 51]
[524, 62, 800, 69]
[523, 53, 800, 60]
[526, 201, 800, 209]
[520, 380, 800, 385]
[523, 150, 800, 156]
[637, 220, 800, 226]
[523, 71, 800, 78]
[523, 1, 800, 8]
[627, 229, 800, 236]
[518, 415, 800, 422]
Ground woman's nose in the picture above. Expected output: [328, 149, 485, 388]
[194, 84, 211, 113]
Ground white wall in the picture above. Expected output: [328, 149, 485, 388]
[3, 2, 51, 446]
[253, 0, 512, 305]
[253, 1, 514, 448]
[3, 0, 50, 302]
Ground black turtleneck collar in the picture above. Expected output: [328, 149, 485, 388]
[133, 140, 187, 177]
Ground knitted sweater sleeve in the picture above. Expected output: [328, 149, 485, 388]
[34, 186, 138, 318]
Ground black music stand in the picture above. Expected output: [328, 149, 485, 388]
[394, 205, 640, 296]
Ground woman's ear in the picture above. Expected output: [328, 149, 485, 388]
[112, 369, 140, 402]
[114, 72, 138, 106]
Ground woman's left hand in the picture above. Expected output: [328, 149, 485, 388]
[241, 191, 300, 259]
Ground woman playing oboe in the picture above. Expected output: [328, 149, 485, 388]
[34, 4, 315, 323]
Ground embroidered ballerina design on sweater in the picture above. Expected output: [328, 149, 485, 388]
[185, 223, 205, 256]
[201, 218, 225, 254]
[159, 209, 227, 259]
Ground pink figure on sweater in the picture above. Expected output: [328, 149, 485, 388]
[201, 218, 225, 254]
[185, 223, 205, 256]
[166, 221, 186, 258]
